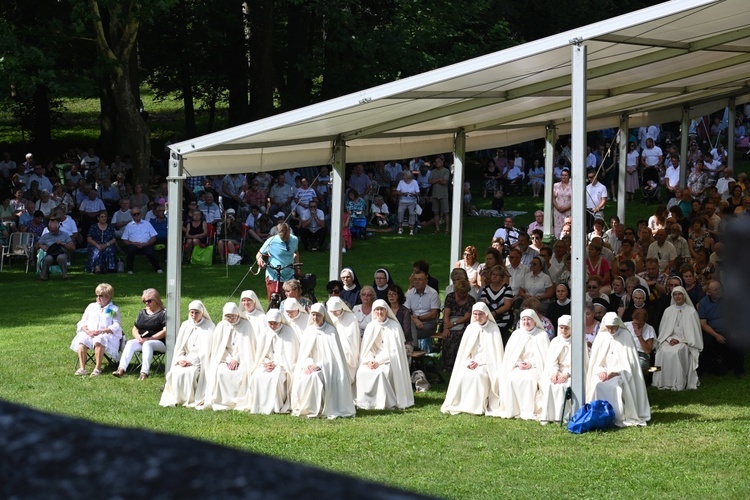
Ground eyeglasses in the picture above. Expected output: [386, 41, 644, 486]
[329, 289, 341, 294]
[143, 299, 153, 304]
[96, 294, 106, 298]
[619, 268, 628, 273]
[587, 285, 598, 289]
[132, 212, 141, 216]
[532, 236, 541, 240]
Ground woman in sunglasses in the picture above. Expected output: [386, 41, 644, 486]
[113, 288, 167, 380]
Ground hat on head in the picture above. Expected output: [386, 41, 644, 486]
[226, 208, 236, 215]
[274, 211, 285, 219]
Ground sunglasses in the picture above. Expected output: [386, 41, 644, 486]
[132, 212, 141, 216]
[587, 285, 598, 289]
[619, 268, 628, 273]
[96, 294, 106, 298]
[143, 298, 153, 304]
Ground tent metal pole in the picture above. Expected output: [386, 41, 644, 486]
[618, 114, 628, 223]
[680, 107, 690, 189]
[728, 98, 736, 171]
[165, 153, 185, 368]
[450, 130, 466, 269]
[570, 40, 588, 413]
[544, 125, 556, 239]
[329, 137, 346, 281]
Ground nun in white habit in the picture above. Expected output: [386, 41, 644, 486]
[282, 297, 309, 342]
[539, 315, 587, 424]
[240, 289, 267, 352]
[243, 309, 300, 414]
[205, 303, 257, 411]
[441, 302, 504, 416]
[327, 296, 361, 384]
[291, 303, 355, 418]
[159, 300, 215, 408]
[586, 312, 650, 427]
[355, 299, 414, 410]
[499, 309, 550, 420]
[653, 286, 703, 391]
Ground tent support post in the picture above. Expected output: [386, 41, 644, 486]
[329, 137, 346, 281]
[570, 40, 588, 414]
[728, 98, 736, 171]
[450, 130, 466, 269]
[165, 153, 185, 368]
[680, 107, 690, 188]
[618, 113, 628, 223]
[544, 125, 556, 239]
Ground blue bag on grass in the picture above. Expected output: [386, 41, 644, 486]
[567, 400, 616, 434]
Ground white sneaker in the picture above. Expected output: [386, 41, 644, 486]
[342, 248, 347, 253]
[398, 228, 403, 235]
[157, 269, 164, 274]
[127, 271, 133, 275]
[409, 229, 414, 235]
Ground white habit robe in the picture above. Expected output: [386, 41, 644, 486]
[244, 324, 300, 414]
[499, 311, 550, 420]
[653, 287, 703, 391]
[282, 298, 309, 342]
[159, 316, 215, 408]
[441, 306, 504, 416]
[243, 309, 267, 353]
[355, 310, 414, 410]
[205, 316, 257, 410]
[328, 298, 362, 384]
[291, 312, 355, 419]
[586, 315, 650, 427]
[539, 333, 587, 423]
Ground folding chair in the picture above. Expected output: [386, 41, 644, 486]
[128, 349, 166, 375]
[73, 334, 126, 371]
[1, 232, 34, 272]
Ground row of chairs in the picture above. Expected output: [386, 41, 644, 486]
[76, 334, 166, 375]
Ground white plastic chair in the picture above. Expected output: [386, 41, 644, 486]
[1, 232, 34, 272]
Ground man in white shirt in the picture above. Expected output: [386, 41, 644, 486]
[506, 249, 529, 298]
[27, 165, 54, 193]
[198, 192, 222, 224]
[297, 200, 326, 251]
[640, 138, 663, 170]
[715, 168, 735, 200]
[586, 168, 608, 230]
[121, 208, 163, 274]
[646, 228, 677, 273]
[493, 216, 520, 248]
[405, 270, 440, 353]
[268, 174, 295, 214]
[664, 155, 681, 198]
[667, 223, 691, 261]
[112, 199, 133, 237]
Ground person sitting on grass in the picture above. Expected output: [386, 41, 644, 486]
[586, 312, 651, 427]
[70, 283, 122, 377]
[159, 300, 215, 408]
[355, 299, 415, 411]
[441, 303, 505, 416]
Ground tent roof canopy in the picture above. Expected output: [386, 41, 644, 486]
[171, 0, 750, 176]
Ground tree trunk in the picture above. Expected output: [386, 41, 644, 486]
[226, 0, 249, 126]
[181, 69, 197, 137]
[282, 2, 312, 111]
[31, 83, 52, 150]
[247, 0, 275, 120]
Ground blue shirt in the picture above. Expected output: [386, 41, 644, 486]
[698, 295, 724, 334]
[259, 234, 298, 281]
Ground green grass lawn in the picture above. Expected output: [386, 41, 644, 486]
[2, 200, 749, 498]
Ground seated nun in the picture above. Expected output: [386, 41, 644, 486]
[243, 309, 300, 414]
[653, 286, 703, 391]
[205, 303, 257, 411]
[291, 303, 356, 419]
[586, 312, 651, 427]
[499, 308, 550, 420]
[355, 299, 414, 410]
[326, 297, 361, 386]
[441, 303, 504, 416]
[282, 297, 309, 341]
[240, 289, 267, 352]
[159, 300, 215, 408]
[539, 315, 588, 424]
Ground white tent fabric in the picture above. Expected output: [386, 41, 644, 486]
[164, 0, 750, 409]
[171, 0, 750, 175]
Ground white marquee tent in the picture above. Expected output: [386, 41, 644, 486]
[166, 0, 750, 409]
